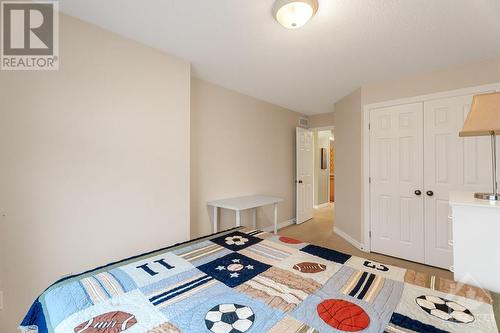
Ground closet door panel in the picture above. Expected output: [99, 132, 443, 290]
[370, 103, 424, 263]
[423, 92, 498, 269]
[424, 96, 467, 269]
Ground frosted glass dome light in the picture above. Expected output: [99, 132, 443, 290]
[273, 0, 319, 29]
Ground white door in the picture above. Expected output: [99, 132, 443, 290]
[370, 103, 425, 263]
[423, 93, 499, 269]
[296, 127, 313, 224]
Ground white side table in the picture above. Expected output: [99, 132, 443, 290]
[207, 195, 284, 234]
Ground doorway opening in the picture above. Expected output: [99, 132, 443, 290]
[313, 128, 334, 209]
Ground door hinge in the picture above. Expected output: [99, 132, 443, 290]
[368, 123, 371, 130]
[369, 177, 371, 184]
[369, 231, 372, 238]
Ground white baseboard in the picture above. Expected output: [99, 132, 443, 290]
[262, 218, 296, 233]
[334, 226, 363, 250]
[313, 202, 330, 209]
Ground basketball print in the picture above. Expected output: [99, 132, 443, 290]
[293, 262, 327, 273]
[205, 303, 255, 333]
[279, 236, 302, 244]
[74, 311, 137, 333]
[317, 299, 370, 332]
[416, 295, 475, 324]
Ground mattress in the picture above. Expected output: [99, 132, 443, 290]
[21, 227, 499, 332]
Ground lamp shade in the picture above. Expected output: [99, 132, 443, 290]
[460, 92, 500, 137]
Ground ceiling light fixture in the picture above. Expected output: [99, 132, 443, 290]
[273, 0, 318, 29]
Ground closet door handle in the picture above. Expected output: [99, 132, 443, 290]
[414, 190, 422, 196]
[426, 190, 434, 197]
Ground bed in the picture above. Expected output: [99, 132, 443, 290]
[21, 227, 499, 333]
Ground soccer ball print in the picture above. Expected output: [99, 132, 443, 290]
[416, 295, 474, 323]
[205, 303, 255, 333]
[225, 235, 249, 246]
[210, 231, 263, 251]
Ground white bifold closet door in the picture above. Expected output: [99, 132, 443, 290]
[424, 94, 499, 268]
[370, 103, 425, 263]
[370, 92, 500, 269]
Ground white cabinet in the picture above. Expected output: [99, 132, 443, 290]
[369, 92, 499, 269]
[450, 192, 500, 293]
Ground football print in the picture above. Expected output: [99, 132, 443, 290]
[293, 261, 327, 273]
[205, 303, 255, 333]
[416, 295, 475, 323]
[317, 299, 370, 332]
[74, 311, 137, 333]
[278, 236, 303, 244]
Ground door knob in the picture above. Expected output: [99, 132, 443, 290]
[414, 190, 422, 196]
[426, 190, 434, 197]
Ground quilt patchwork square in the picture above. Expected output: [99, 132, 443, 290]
[141, 268, 220, 312]
[210, 231, 263, 251]
[390, 283, 498, 333]
[240, 228, 270, 239]
[53, 289, 168, 333]
[345, 256, 407, 281]
[267, 315, 316, 332]
[403, 269, 493, 304]
[300, 244, 351, 264]
[117, 252, 194, 287]
[264, 234, 309, 249]
[43, 281, 94, 328]
[275, 250, 342, 284]
[236, 267, 321, 312]
[289, 265, 404, 332]
[79, 271, 136, 305]
[238, 239, 297, 266]
[340, 269, 388, 303]
[197, 252, 271, 288]
[172, 239, 232, 266]
[169, 287, 285, 333]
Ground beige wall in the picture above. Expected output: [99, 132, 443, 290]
[309, 112, 334, 128]
[0, 14, 191, 332]
[191, 78, 304, 237]
[363, 57, 500, 104]
[332, 89, 363, 241]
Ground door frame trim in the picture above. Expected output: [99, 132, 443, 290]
[361, 82, 500, 253]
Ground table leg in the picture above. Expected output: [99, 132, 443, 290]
[213, 207, 218, 233]
[252, 208, 257, 229]
[236, 210, 241, 227]
[273, 203, 278, 234]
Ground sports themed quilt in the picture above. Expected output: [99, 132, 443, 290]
[21, 227, 499, 333]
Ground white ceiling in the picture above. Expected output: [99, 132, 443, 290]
[59, 0, 500, 115]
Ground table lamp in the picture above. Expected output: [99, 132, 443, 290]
[460, 92, 500, 201]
